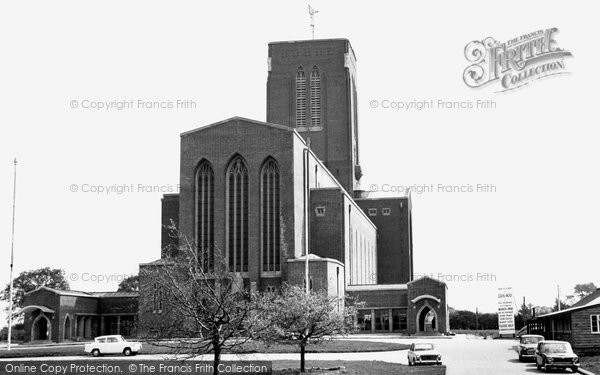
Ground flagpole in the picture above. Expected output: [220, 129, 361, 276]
[7, 158, 17, 350]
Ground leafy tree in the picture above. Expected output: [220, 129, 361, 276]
[478, 313, 499, 330]
[139, 226, 269, 375]
[534, 306, 553, 316]
[449, 309, 477, 330]
[1, 268, 69, 319]
[515, 302, 533, 329]
[518, 302, 533, 320]
[449, 309, 498, 330]
[117, 275, 139, 292]
[552, 297, 572, 312]
[574, 283, 597, 299]
[262, 284, 361, 373]
[0, 323, 24, 341]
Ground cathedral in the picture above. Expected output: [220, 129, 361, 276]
[21, 38, 448, 342]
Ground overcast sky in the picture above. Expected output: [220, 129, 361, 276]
[1, 1, 599, 323]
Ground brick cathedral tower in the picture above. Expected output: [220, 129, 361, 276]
[267, 39, 362, 194]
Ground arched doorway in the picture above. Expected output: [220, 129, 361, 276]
[63, 315, 71, 341]
[417, 305, 438, 332]
[32, 314, 52, 341]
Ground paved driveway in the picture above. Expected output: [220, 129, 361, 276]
[344, 334, 576, 375]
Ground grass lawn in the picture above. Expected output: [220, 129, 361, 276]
[272, 360, 445, 375]
[231, 340, 410, 354]
[580, 356, 600, 374]
[0, 340, 409, 358]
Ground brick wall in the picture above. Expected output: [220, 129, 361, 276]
[309, 188, 377, 286]
[178, 117, 365, 288]
[292, 137, 341, 261]
[310, 189, 344, 261]
[356, 197, 413, 284]
[267, 39, 360, 192]
[57, 295, 98, 340]
[344, 194, 377, 286]
[407, 277, 449, 333]
[22, 289, 60, 342]
[347, 287, 408, 309]
[98, 297, 139, 315]
[286, 257, 344, 300]
[179, 118, 298, 285]
[137, 262, 180, 336]
[161, 194, 179, 257]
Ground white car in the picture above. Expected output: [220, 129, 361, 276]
[407, 342, 442, 366]
[84, 335, 142, 357]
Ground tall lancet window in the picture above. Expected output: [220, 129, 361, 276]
[261, 158, 281, 273]
[226, 156, 249, 273]
[310, 66, 321, 127]
[195, 160, 214, 272]
[296, 66, 307, 128]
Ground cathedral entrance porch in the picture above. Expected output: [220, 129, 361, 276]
[417, 305, 438, 333]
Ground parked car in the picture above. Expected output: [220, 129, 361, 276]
[84, 335, 142, 357]
[407, 343, 442, 366]
[517, 334, 544, 361]
[535, 340, 579, 373]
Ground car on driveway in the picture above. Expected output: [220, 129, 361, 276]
[517, 334, 544, 361]
[84, 335, 142, 357]
[535, 340, 579, 373]
[407, 342, 442, 366]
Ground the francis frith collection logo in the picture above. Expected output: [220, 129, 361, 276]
[463, 28, 572, 92]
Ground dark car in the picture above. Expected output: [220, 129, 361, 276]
[535, 340, 579, 373]
[518, 334, 544, 361]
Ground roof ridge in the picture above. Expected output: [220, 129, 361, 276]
[180, 116, 294, 137]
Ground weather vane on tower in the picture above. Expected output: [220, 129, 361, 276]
[308, 5, 318, 40]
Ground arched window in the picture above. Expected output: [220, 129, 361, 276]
[261, 158, 281, 273]
[310, 66, 321, 127]
[296, 67, 307, 128]
[195, 160, 214, 271]
[226, 156, 249, 272]
[153, 282, 162, 313]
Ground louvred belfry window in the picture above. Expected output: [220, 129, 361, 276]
[296, 67, 307, 127]
[310, 66, 321, 127]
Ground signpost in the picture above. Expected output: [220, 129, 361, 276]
[497, 287, 516, 336]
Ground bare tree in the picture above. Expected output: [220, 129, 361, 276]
[139, 225, 269, 375]
[261, 284, 362, 373]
